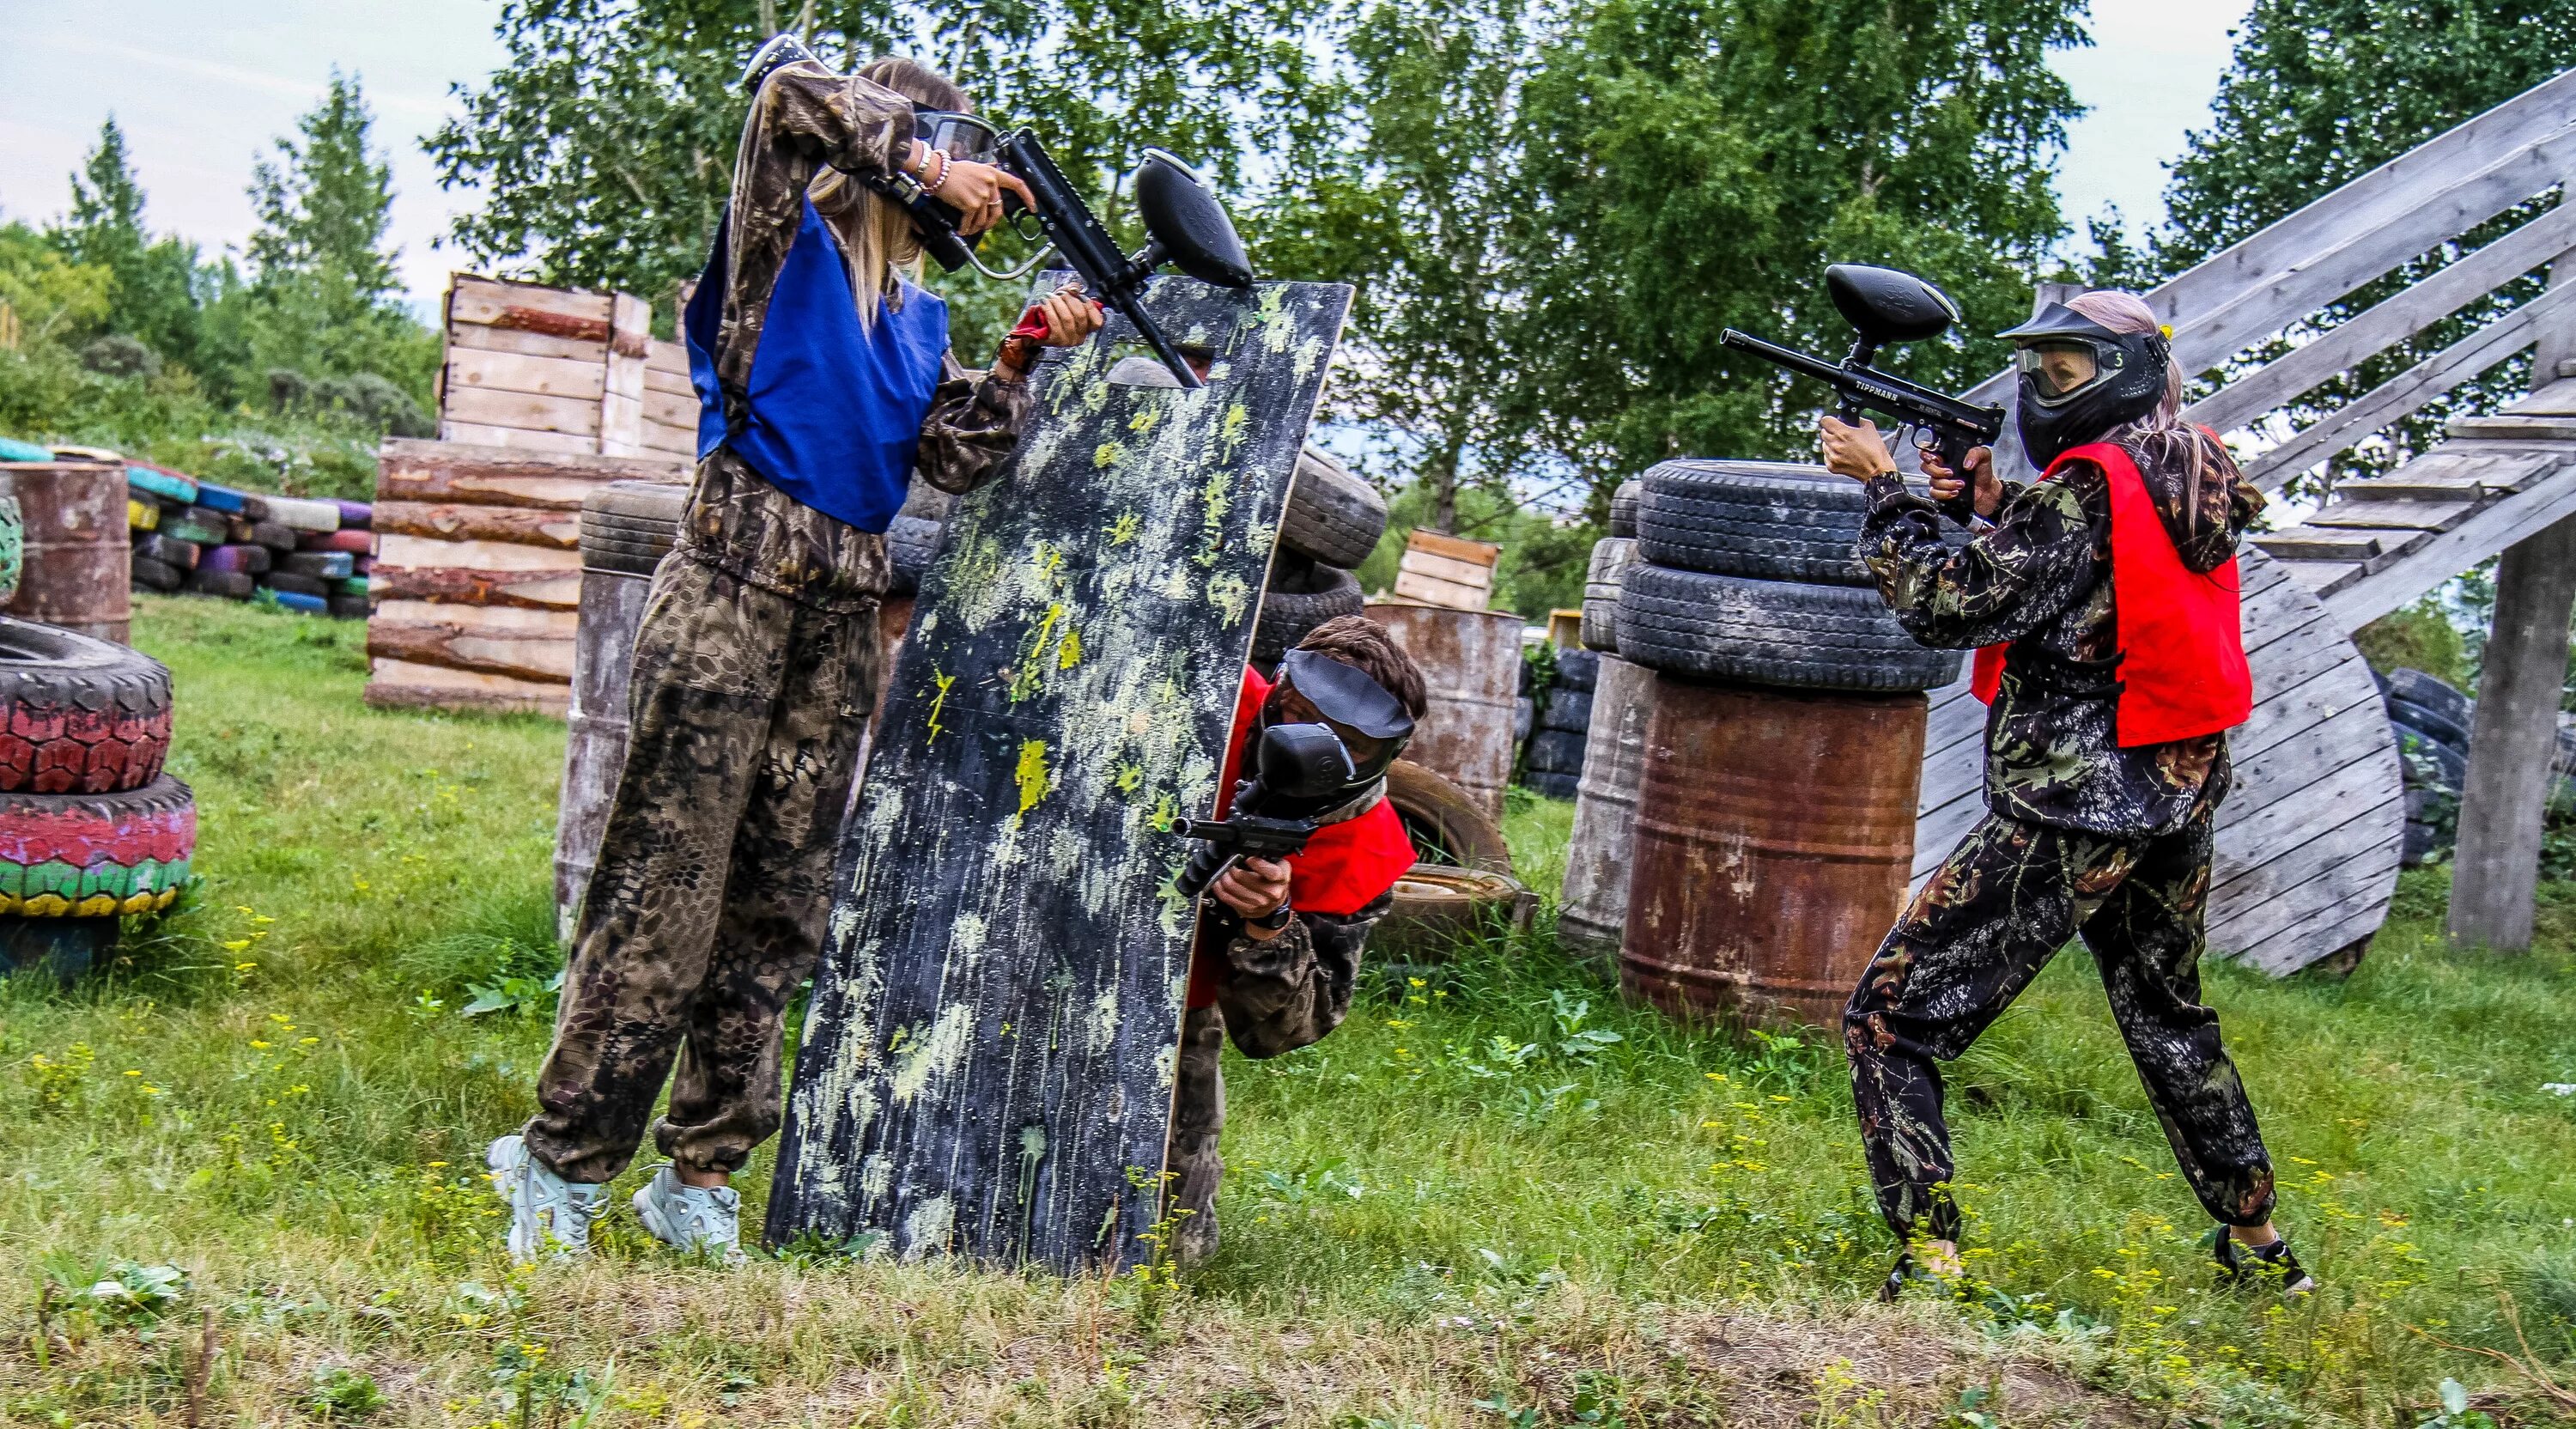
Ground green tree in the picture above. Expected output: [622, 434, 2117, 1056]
[1262, 0, 1533, 533]
[50, 118, 207, 365]
[1505, 0, 2086, 495]
[243, 71, 435, 403]
[428, 0, 1336, 320]
[2154, 0, 2576, 490]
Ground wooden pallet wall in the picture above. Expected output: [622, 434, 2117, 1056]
[365, 439, 688, 716]
[439, 276, 696, 461]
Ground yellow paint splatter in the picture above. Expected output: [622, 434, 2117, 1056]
[1093, 441, 1127, 468]
[1115, 762, 1144, 794]
[1105, 512, 1139, 545]
[1057, 628, 1082, 670]
[1012, 604, 1066, 701]
[925, 668, 956, 744]
[1219, 404, 1249, 453]
[1015, 740, 1053, 818]
[1206, 572, 1252, 627]
[1128, 404, 1161, 435]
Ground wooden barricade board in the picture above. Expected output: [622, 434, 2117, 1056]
[439, 275, 696, 462]
[768, 277, 1352, 1273]
[1394, 527, 1499, 610]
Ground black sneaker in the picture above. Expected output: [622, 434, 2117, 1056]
[2208, 1225, 2317, 1295]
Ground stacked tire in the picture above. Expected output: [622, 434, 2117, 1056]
[1617, 460, 1957, 691]
[127, 462, 371, 618]
[1521, 648, 1595, 800]
[0, 617, 194, 982]
[2377, 667, 2576, 867]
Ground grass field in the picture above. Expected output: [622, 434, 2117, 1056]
[4, 595, 2576, 1426]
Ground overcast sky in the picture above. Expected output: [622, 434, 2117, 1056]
[0, 1, 2252, 311]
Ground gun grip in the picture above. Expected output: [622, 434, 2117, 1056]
[1932, 433, 1978, 527]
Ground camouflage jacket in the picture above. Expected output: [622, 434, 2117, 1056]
[1197, 892, 1394, 1058]
[1860, 438, 2266, 836]
[681, 58, 1032, 614]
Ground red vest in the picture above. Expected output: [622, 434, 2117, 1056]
[1186, 667, 1418, 1007]
[1971, 441, 2251, 747]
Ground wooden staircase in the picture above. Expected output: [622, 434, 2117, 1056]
[2249, 368, 2576, 630]
[1915, 67, 2576, 972]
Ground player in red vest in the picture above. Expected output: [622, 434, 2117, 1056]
[1819, 289, 2314, 1300]
[1169, 615, 1427, 1266]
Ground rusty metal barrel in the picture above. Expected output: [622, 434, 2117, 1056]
[1621, 678, 1925, 1031]
[553, 480, 686, 937]
[4, 462, 128, 642]
[1558, 653, 1655, 960]
[1364, 602, 1522, 821]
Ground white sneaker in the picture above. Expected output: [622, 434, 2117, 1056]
[487, 1134, 607, 1263]
[631, 1164, 744, 1264]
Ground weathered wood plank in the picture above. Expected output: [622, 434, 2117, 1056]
[2245, 282, 2576, 490]
[2215, 806, 2404, 964]
[2507, 378, 2576, 414]
[2254, 526, 2385, 562]
[368, 617, 578, 682]
[445, 386, 603, 440]
[375, 534, 585, 573]
[2280, 558, 2363, 595]
[374, 599, 580, 638]
[769, 278, 1353, 1274]
[368, 566, 584, 610]
[2305, 499, 2478, 532]
[643, 388, 698, 429]
[447, 324, 611, 366]
[446, 349, 607, 403]
[646, 365, 695, 398]
[2326, 461, 2576, 629]
[437, 421, 598, 456]
[2188, 199, 2576, 435]
[376, 501, 581, 550]
[365, 658, 570, 716]
[2449, 509, 2576, 949]
[450, 276, 615, 340]
[375, 438, 688, 510]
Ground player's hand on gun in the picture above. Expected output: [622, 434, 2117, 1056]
[995, 281, 1106, 379]
[1212, 856, 1291, 938]
[902, 140, 1031, 236]
[1919, 442, 2003, 520]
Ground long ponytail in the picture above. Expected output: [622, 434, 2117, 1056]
[2064, 289, 2220, 530]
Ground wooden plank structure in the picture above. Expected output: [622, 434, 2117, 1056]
[768, 277, 1352, 1273]
[1917, 67, 2576, 966]
[437, 276, 696, 461]
[1391, 528, 1500, 610]
[364, 439, 686, 716]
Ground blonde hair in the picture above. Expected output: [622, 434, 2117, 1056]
[2066, 289, 2222, 525]
[806, 57, 971, 331]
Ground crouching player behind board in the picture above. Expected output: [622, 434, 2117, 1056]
[1168, 616, 1429, 1265]
[1818, 289, 2318, 1300]
[486, 50, 1103, 1264]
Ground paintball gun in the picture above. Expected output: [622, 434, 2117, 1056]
[1720, 265, 2005, 526]
[990, 135, 1254, 390]
[1171, 723, 1357, 903]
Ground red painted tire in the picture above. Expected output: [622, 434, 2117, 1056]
[0, 774, 195, 916]
[299, 529, 372, 555]
[0, 618, 174, 794]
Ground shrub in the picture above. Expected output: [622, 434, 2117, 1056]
[78, 333, 160, 380]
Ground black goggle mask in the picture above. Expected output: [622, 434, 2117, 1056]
[1996, 301, 2171, 468]
[1255, 649, 1415, 813]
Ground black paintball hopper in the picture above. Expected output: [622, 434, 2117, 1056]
[1826, 264, 1964, 355]
[1133, 149, 1253, 290]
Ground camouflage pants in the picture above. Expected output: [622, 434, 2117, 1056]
[1169, 1003, 1227, 1265]
[524, 552, 881, 1185]
[1844, 801, 2275, 1242]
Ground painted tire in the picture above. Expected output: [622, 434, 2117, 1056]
[200, 544, 271, 576]
[0, 774, 195, 916]
[264, 494, 343, 533]
[129, 498, 160, 532]
[125, 465, 197, 505]
[264, 571, 328, 599]
[186, 569, 256, 600]
[332, 499, 373, 530]
[0, 490, 21, 606]
[0, 617, 173, 793]
[132, 533, 201, 570]
[249, 521, 298, 552]
[282, 550, 355, 579]
[191, 482, 252, 514]
[270, 590, 328, 615]
[161, 508, 229, 546]
[299, 529, 372, 555]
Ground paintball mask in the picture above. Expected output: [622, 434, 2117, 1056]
[1257, 648, 1416, 816]
[1998, 302, 2172, 468]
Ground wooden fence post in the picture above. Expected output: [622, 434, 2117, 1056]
[2447, 249, 2576, 951]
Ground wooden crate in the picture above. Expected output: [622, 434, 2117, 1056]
[439, 275, 697, 462]
[363, 438, 688, 716]
[1391, 528, 1500, 611]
